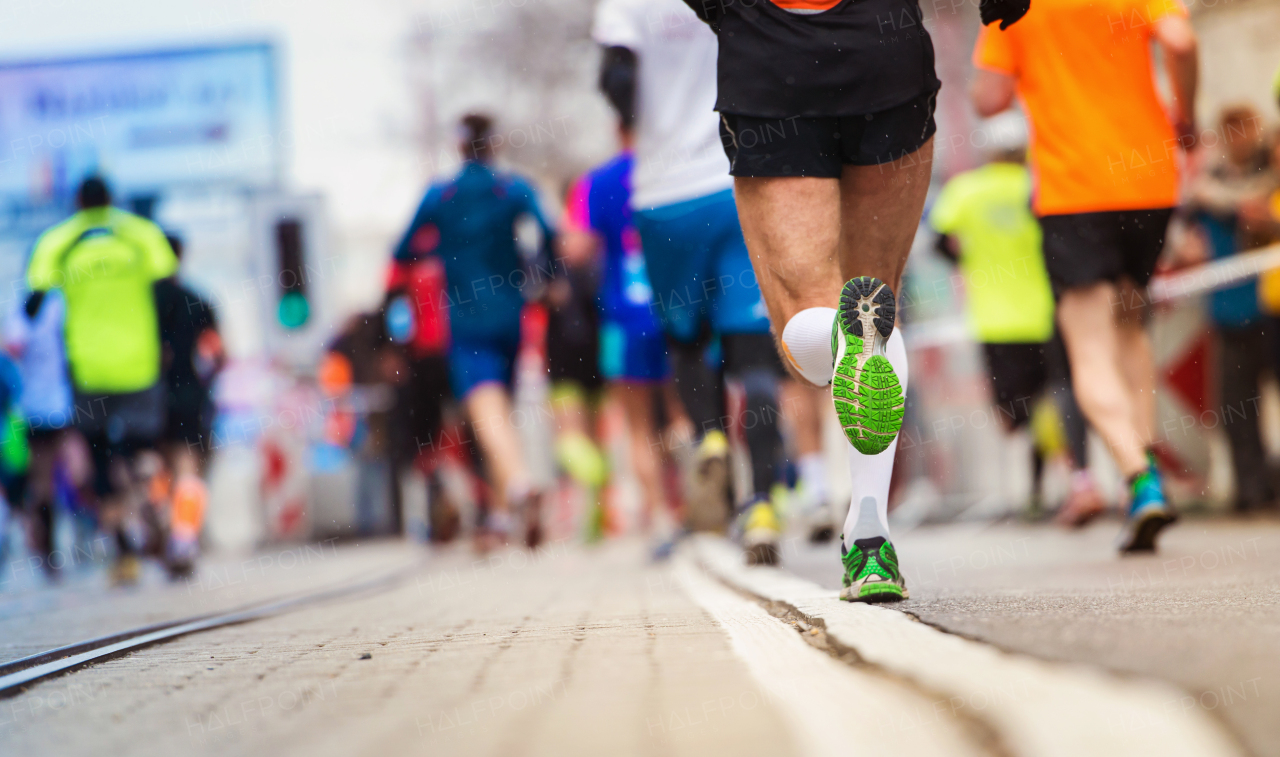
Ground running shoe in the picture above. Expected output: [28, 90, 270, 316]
[685, 430, 732, 533]
[832, 277, 905, 456]
[111, 554, 142, 586]
[650, 526, 686, 562]
[1055, 470, 1106, 529]
[740, 494, 783, 567]
[839, 536, 908, 602]
[474, 509, 512, 553]
[519, 491, 545, 550]
[790, 481, 835, 544]
[554, 431, 608, 490]
[1117, 456, 1177, 553]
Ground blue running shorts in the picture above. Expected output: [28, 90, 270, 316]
[632, 189, 770, 344]
[599, 320, 669, 382]
[448, 334, 519, 399]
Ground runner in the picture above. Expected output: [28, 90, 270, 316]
[594, 0, 790, 565]
[679, 0, 1027, 598]
[384, 226, 458, 540]
[5, 287, 76, 575]
[928, 116, 1103, 525]
[26, 176, 177, 584]
[971, 0, 1198, 552]
[545, 187, 609, 540]
[393, 114, 555, 550]
[561, 120, 680, 547]
[152, 234, 223, 576]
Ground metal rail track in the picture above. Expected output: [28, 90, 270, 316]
[0, 560, 424, 698]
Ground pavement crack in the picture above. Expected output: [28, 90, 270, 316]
[698, 562, 1014, 757]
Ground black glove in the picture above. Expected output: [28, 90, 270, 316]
[980, 0, 1030, 30]
[682, 0, 722, 26]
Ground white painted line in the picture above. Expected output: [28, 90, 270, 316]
[673, 558, 986, 757]
[693, 536, 1241, 757]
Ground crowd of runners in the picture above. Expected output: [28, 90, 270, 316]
[0, 177, 222, 584]
[379, 0, 1280, 602]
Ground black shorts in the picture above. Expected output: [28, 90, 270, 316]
[1037, 208, 1175, 296]
[74, 383, 166, 443]
[719, 90, 938, 178]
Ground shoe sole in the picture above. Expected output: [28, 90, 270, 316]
[839, 580, 909, 603]
[524, 496, 544, 549]
[745, 541, 780, 567]
[1119, 509, 1178, 553]
[833, 277, 904, 456]
[807, 525, 835, 544]
[686, 456, 731, 533]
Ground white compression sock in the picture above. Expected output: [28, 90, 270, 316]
[843, 329, 908, 546]
[797, 452, 828, 502]
[780, 307, 837, 386]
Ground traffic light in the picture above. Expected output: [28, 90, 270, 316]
[274, 217, 309, 329]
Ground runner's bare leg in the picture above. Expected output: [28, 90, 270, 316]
[1115, 279, 1157, 446]
[735, 177, 842, 337]
[837, 139, 933, 288]
[1056, 282, 1149, 477]
[465, 383, 531, 517]
[735, 140, 932, 550]
[735, 140, 933, 345]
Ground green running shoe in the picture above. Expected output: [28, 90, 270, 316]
[832, 277, 904, 455]
[840, 536, 908, 603]
[1117, 453, 1177, 554]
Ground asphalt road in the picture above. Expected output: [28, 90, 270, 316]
[782, 516, 1280, 757]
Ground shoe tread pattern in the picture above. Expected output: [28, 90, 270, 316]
[834, 277, 904, 455]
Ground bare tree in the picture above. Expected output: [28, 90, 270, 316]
[406, 0, 614, 197]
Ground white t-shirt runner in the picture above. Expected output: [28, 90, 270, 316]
[592, 0, 734, 210]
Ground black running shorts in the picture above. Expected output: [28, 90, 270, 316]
[719, 90, 937, 178]
[1037, 208, 1175, 296]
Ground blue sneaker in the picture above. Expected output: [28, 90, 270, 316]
[1117, 456, 1177, 553]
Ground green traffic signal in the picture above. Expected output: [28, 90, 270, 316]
[278, 290, 310, 329]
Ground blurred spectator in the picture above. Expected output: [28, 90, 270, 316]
[25, 176, 177, 584]
[1186, 106, 1279, 512]
[929, 115, 1102, 525]
[152, 234, 223, 575]
[5, 287, 77, 576]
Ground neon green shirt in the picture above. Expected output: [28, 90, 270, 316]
[928, 163, 1054, 344]
[27, 207, 178, 394]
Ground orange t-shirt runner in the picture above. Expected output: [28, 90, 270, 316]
[973, 0, 1188, 216]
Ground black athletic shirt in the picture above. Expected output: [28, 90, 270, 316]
[154, 278, 217, 410]
[683, 0, 941, 118]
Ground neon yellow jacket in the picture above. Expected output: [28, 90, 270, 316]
[27, 207, 178, 394]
